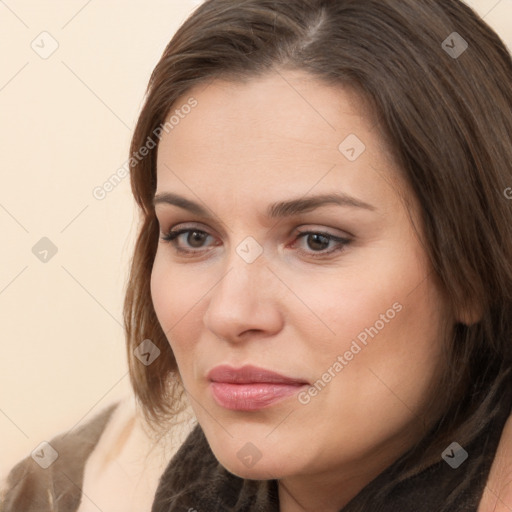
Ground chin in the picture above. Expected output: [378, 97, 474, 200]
[220, 457, 285, 481]
[200, 417, 300, 479]
[207, 440, 290, 480]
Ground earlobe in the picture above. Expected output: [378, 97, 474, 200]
[455, 298, 484, 326]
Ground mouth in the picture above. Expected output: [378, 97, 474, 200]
[207, 364, 310, 411]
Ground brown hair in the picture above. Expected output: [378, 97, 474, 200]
[124, 0, 512, 487]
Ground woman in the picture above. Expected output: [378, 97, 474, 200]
[2, 0, 512, 510]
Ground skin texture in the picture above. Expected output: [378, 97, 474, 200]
[150, 70, 459, 512]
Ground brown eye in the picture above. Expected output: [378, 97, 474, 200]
[160, 228, 216, 254]
[306, 233, 330, 251]
[187, 231, 209, 248]
[292, 230, 352, 258]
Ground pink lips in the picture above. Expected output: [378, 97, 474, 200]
[207, 364, 309, 411]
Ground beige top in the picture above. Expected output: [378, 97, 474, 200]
[75, 394, 196, 512]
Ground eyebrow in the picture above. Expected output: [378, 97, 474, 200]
[152, 192, 376, 218]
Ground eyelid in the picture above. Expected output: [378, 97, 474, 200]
[159, 220, 218, 238]
[292, 223, 354, 239]
[155, 211, 228, 239]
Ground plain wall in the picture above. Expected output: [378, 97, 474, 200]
[0, 0, 511, 478]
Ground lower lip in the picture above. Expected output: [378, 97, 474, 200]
[210, 382, 307, 411]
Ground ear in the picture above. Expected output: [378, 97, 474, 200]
[455, 296, 484, 326]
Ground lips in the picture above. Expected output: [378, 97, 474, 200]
[207, 364, 309, 385]
[207, 364, 309, 411]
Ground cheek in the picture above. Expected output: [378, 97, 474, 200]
[322, 274, 448, 427]
[277, 264, 408, 365]
[150, 253, 175, 331]
[288, 246, 448, 400]
[150, 253, 205, 352]
[150, 255, 213, 395]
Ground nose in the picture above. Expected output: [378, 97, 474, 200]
[203, 250, 284, 343]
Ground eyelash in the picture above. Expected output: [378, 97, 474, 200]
[160, 226, 352, 259]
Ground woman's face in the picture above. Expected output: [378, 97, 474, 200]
[151, 71, 453, 484]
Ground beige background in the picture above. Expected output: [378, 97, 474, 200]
[0, 0, 511, 478]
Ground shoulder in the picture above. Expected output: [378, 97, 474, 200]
[76, 395, 196, 512]
[0, 401, 118, 512]
[0, 396, 197, 512]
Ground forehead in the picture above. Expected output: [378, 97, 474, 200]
[155, 71, 405, 211]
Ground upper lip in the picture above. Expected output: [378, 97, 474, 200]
[207, 364, 309, 385]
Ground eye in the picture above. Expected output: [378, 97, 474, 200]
[160, 227, 217, 254]
[292, 230, 351, 257]
[160, 225, 352, 259]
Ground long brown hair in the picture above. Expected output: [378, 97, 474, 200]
[124, 0, 512, 488]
